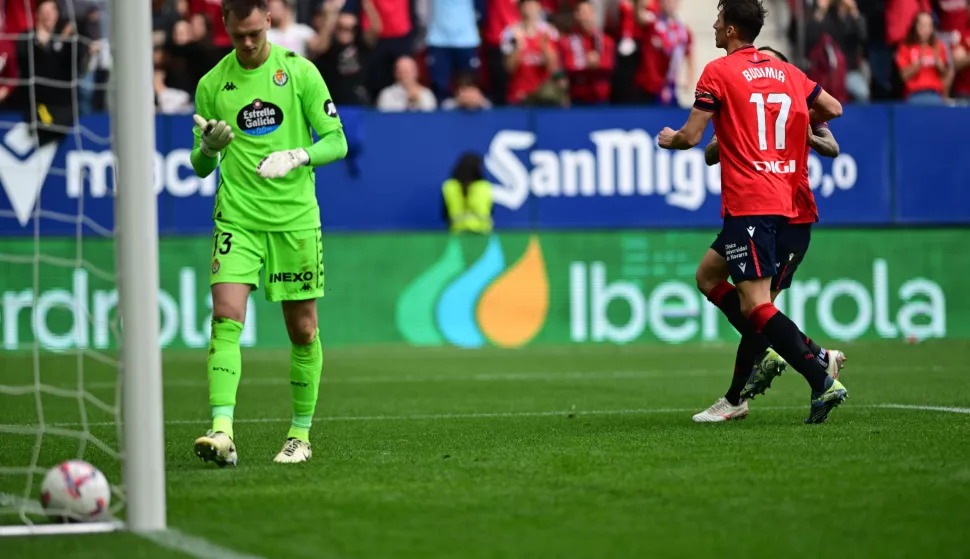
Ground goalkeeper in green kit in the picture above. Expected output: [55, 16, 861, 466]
[189, 0, 347, 466]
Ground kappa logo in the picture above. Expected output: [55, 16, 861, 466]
[0, 123, 58, 227]
[222, 82, 237, 91]
[746, 226, 756, 237]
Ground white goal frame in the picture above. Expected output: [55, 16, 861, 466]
[0, 0, 165, 536]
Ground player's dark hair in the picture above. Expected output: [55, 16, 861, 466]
[757, 46, 788, 63]
[717, 0, 767, 43]
[221, 0, 267, 21]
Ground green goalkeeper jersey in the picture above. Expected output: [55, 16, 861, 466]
[193, 45, 343, 231]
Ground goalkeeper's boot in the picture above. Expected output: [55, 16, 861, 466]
[740, 348, 788, 401]
[692, 397, 749, 423]
[805, 377, 849, 424]
[193, 431, 238, 467]
[273, 438, 312, 464]
[824, 349, 847, 380]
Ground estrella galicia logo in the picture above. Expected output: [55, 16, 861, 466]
[236, 98, 284, 136]
[395, 235, 549, 349]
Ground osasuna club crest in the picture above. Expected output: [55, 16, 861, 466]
[273, 69, 288, 87]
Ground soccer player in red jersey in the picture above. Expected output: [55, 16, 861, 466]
[657, 0, 849, 424]
[692, 46, 847, 424]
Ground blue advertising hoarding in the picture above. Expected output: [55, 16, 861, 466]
[0, 105, 959, 236]
[892, 107, 970, 224]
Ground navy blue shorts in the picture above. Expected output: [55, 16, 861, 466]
[771, 223, 812, 291]
[711, 215, 787, 285]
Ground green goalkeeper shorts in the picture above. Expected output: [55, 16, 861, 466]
[209, 220, 324, 302]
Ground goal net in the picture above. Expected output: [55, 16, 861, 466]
[0, 0, 164, 535]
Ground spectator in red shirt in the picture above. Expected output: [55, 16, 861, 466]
[0, 10, 19, 109]
[4, 0, 35, 37]
[886, 0, 931, 46]
[933, 0, 968, 46]
[633, 0, 692, 105]
[895, 11, 952, 103]
[501, 0, 563, 105]
[559, 0, 614, 105]
[483, 0, 523, 105]
[362, 0, 415, 98]
[189, 0, 232, 56]
[951, 27, 970, 99]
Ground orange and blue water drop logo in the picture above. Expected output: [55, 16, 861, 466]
[395, 235, 549, 348]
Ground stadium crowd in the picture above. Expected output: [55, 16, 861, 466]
[0, 0, 967, 118]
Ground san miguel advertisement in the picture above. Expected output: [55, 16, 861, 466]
[0, 230, 964, 351]
[3, 104, 967, 235]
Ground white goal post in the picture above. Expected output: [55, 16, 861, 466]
[112, 0, 167, 534]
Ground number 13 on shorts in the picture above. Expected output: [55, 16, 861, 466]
[209, 221, 325, 302]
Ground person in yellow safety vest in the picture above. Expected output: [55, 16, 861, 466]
[441, 152, 494, 234]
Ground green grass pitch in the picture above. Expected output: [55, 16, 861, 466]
[2, 340, 970, 558]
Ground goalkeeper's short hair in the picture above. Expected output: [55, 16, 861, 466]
[221, 0, 268, 21]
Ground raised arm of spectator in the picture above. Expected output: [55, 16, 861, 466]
[310, 0, 343, 55]
[361, 0, 382, 46]
[541, 32, 559, 74]
[502, 26, 523, 73]
[954, 40, 970, 72]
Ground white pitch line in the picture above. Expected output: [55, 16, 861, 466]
[138, 529, 268, 559]
[82, 369, 727, 390]
[4, 403, 970, 431]
[874, 404, 970, 414]
[74, 364, 926, 391]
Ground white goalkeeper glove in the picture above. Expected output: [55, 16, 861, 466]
[256, 149, 310, 179]
[193, 114, 234, 157]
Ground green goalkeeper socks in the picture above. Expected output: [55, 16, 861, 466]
[208, 317, 244, 440]
[288, 329, 322, 442]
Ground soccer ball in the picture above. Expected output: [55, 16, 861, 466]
[40, 460, 111, 522]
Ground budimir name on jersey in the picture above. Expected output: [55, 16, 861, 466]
[741, 67, 786, 83]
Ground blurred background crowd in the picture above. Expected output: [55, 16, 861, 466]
[0, 0, 967, 119]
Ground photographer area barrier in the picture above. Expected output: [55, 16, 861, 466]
[0, 105, 964, 235]
[0, 229, 965, 350]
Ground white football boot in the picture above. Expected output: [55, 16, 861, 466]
[274, 438, 312, 464]
[194, 431, 238, 467]
[692, 397, 749, 423]
[824, 349, 846, 380]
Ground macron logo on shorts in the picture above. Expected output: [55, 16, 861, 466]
[747, 226, 756, 237]
[739, 263, 747, 273]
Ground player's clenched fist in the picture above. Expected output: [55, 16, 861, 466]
[657, 127, 677, 149]
[193, 114, 235, 157]
[256, 149, 310, 179]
